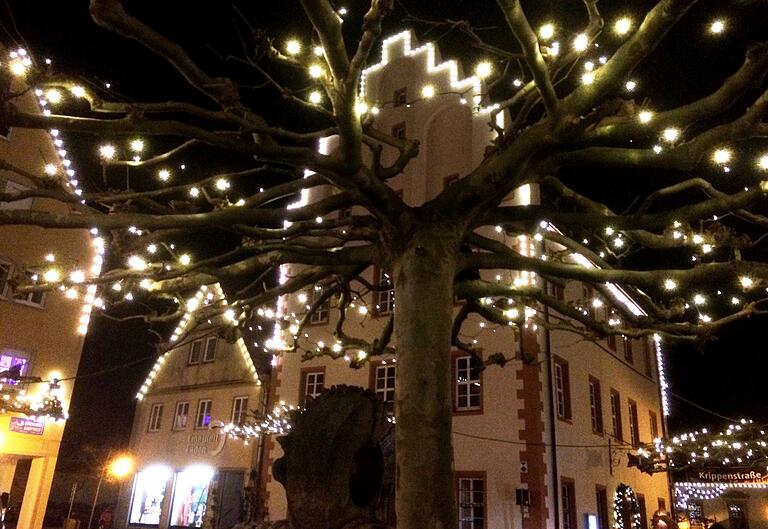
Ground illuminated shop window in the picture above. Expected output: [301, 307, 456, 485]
[0, 353, 28, 384]
[129, 468, 169, 526]
[170, 466, 214, 528]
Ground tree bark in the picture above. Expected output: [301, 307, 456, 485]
[392, 225, 459, 529]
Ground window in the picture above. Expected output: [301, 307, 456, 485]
[372, 363, 396, 412]
[7, 267, 45, 307]
[457, 473, 485, 529]
[454, 355, 482, 412]
[582, 285, 595, 319]
[610, 389, 623, 440]
[129, 470, 168, 525]
[393, 87, 407, 107]
[643, 338, 654, 378]
[391, 121, 406, 139]
[589, 376, 603, 434]
[0, 180, 33, 211]
[195, 399, 212, 429]
[607, 334, 617, 351]
[0, 353, 28, 384]
[553, 356, 571, 421]
[148, 403, 163, 432]
[637, 494, 648, 529]
[374, 268, 395, 315]
[300, 369, 325, 406]
[188, 339, 203, 365]
[628, 399, 640, 446]
[309, 287, 330, 324]
[727, 503, 748, 529]
[549, 281, 565, 302]
[649, 410, 659, 440]
[561, 478, 577, 529]
[174, 401, 189, 430]
[622, 336, 634, 363]
[170, 469, 213, 528]
[202, 337, 217, 363]
[231, 396, 248, 425]
[596, 486, 609, 529]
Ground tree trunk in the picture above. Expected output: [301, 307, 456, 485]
[392, 227, 458, 529]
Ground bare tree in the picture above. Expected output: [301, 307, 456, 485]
[1, 1, 768, 527]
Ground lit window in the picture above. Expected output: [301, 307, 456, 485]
[455, 355, 482, 412]
[202, 337, 217, 363]
[231, 396, 248, 425]
[0, 353, 28, 384]
[457, 475, 485, 529]
[129, 469, 168, 525]
[148, 403, 163, 432]
[195, 399, 212, 429]
[174, 401, 189, 430]
[188, 339, 203, 365]
[170, 468, 214, 528]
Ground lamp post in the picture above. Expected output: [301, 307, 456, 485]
[88, 454, 134, 529]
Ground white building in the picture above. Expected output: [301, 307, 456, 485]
[115, 284, 264, 529]
[262, 30, 672, 529]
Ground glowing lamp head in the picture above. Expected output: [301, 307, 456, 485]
[614, 17, 632, 35]
[421, 85, 435, 99]
[108, 455, 134, 478]
[475, 61, 492, 79]
[573, 33, 589, 52]
[98, 144, 116, 160]
[285, 39, 301, 55]
[538, 23, 555, 40]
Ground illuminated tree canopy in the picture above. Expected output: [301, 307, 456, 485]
[1, 1, 768, 527]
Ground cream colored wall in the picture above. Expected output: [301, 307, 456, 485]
[0, 86, 92, 529]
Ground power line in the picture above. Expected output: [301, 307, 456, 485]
[668, 391, 739, 423]
[453, 430, 635, 450]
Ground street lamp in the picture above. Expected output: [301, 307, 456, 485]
[88, 453, 134, 529]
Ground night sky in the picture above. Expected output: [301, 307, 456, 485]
[2, 0, 767, 472]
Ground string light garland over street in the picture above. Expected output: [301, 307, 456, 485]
[2, 1, 768, 527]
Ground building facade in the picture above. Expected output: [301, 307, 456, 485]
[0, 60, 99, 529]
[116, 284, 264, 529]
[263, 30, 672, 529]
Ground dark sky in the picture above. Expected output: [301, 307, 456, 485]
[3, 0, 767, 464]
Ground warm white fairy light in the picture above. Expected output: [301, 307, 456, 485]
[625, 80, 637, 91]
[614, 17, 632, 35]
[98, 144, 116, 160]
[313, 46, 324, 56]
[664, 278, 677, 290]
[157, 169, 171, 181]
[355, 100, 369, 115]
[129, 138, 144, 153]
[215, 178, 230, 191]
[45, 88, 62, 104]
[308, 90, 322, 104]
[739, 276, 754, 289]
[421, 84, 435, 98]
[285, 39, 301, 55]
[639, 111, 653, 124]
[475, 61, 492, 78]
[308, 64, 324, 78]
[662, 128, 680, 142]
[709, 19, 726, 34]
[179, 254, 192, 266]
[538, 23, 555, 40]
[127, 255, 148, 271]
[43, 268, 61, 283]
[70, 85, 86, 98]
[758, 154, 768, 170]
[189, 186, 200, 198]
[573, 33, 589, 52]
[712, 148, 731, 165]
[70, 270, 85, 284]
[44, 163, 57, 176]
